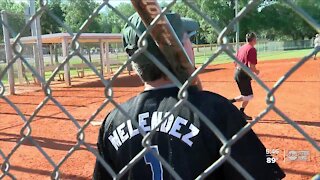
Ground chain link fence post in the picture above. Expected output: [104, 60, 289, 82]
[1, 10, 15, 95]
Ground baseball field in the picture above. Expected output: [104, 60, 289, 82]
[0, 55, 319, 179]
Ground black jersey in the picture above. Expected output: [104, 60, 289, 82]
[93, 87, 285, 180]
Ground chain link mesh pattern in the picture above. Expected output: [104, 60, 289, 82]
[0, 0, 319, 179]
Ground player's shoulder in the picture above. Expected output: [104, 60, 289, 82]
[191, 90, 235, 108]
[240, 44, 253, 51]
[189, 90, 246, 133]
[239, 44, 247, 51]
[102, 95, 140, 131]
[247, 44, 256, 50]
[247, 45, 257, 53]
[112, 88, 234, 110]
[107, 95, 138, 118]
[191, 90, 226, 101]
[105, 88, 238, 128]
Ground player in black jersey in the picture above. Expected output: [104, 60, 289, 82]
[93, 12, 285, 180]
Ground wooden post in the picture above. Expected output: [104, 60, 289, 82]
[29, 0, 44, 86]
[35, 15, 44, 86]
[17, 59, 24, 84]
[88, 47, 92, 62]
[116, 42, 118, 59]
[49, 44, 54, 65]
[105, 41, 110, 77]
[54, 44, 59, 64]
[1, 11, 15, 95]
[99, 40, 104, 76]
[62, 37, 71, 86]
[29, 0, 40, 85]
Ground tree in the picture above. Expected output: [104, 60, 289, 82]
[3, 0, 317, 43]
[172, 2, 203, 43]
[291, 0, 320, 39]
[100, 3, 135, 33]
[241, 0, 319, 41]
[171, 0, 320, 43]
[0, 0, 26, 42]
[172, 0, 233, 44]
[62, 0, 100, 32]
[97, 13, 112, 33]
[41, 0, 64, 34]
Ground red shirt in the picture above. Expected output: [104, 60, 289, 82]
[236, 44, 257, 66]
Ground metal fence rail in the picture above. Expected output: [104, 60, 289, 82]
[0, 0, 319, 179]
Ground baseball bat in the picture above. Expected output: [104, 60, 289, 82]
[130, 0, 201, 88]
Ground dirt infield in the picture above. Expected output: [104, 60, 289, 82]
[0, 58, 319, 180]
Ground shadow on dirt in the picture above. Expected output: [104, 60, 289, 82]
[72, 74, 143, 88]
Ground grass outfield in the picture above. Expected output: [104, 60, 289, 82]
[0, 49, 314, 85]
[195, 49, 314, 65]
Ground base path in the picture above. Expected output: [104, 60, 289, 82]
[0, 58, 319, 179]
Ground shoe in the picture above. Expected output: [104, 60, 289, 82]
[229, 99, 236, 103]
[242, 112, 253, 120]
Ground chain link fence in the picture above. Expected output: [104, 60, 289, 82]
[0, 0, 319, 179]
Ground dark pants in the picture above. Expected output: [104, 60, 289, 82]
[234, 68, 253, 96]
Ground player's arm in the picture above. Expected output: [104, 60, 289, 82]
[220, 103, 285, 179]
[93, 116, 113, 180]
[248, 48, 259, 75]
[248, 63, 259, 75]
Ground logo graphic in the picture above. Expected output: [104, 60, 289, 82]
[286, 150, 310, 162]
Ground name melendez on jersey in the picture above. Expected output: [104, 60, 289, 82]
[108, 111, 200, 150]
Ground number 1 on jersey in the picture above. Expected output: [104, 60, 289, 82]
[144, 146, 163, 180]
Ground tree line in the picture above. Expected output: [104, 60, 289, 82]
[0, 0, 319, 44]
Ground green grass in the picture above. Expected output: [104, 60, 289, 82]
[0, 54, 128, 84]
[0, 68, 98, 85]
[0, 49, 314, 85]
[195, 48, 313, 65]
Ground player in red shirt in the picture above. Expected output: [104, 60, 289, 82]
[229, 33, 260, 120]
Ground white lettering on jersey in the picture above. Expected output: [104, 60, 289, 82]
[160, 112, 175, 133]
[151, 111, 163, 131]
[116, 122, 129, 143]
[108, 111, 200, 151]
[139, 112, 150, 132]
[108, 130, 122, 150]
[181, 123, 200, 146]
[169, 116, 188, 138]
[127, 120, 139, 138]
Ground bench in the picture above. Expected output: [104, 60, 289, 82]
[26, 64, 64, 84]
[71, 63, 87, 78]
[107, 60, 132, 75]
[44, 65, 65, 81]
[71, 62, 104, 78]
[71, 60, 132, 78]
[108, 60, 123, 74]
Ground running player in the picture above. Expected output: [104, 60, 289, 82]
[229, 32, 260, 120]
